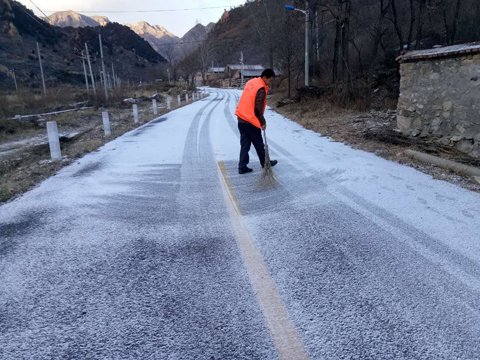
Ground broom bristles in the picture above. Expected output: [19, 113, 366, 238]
[258, 129, 277, 189]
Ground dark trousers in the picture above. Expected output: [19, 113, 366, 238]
[238, 120, 265, 169]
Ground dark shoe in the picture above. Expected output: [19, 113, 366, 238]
[239, 167, 253, 174]
[262, 160, 278, 168]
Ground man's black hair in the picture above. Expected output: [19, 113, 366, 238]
[261, 68, 276, 79]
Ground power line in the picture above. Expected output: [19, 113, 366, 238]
[28, 0, 51, 23]
[17, 3, 50, 28]
[44, 6, 239, 14]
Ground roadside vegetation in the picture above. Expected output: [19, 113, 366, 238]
[0, 82, 195, 203]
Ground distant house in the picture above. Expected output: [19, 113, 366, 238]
[209, 67, 226, 73]
[205, 67, 226, 85]
[194, 72, 204, 87]
[225, 64, 264, 87]
[396, 43, 480, 158]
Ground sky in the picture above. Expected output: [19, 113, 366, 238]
[16, 0, 246, 37]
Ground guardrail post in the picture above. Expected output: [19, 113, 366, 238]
[133, 104, 139, 123]
[102, 111, 111, 137]
[46, 121, 62, 161]
[152, 99, 158, 115]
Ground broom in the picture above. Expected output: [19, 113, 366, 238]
[258, 128, 278, 188]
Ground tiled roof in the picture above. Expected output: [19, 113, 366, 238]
[208, 67, 225, 73]
[397, 43, 480, 62]
[227, 64, 264, 70]
[241, 69, 263, 77]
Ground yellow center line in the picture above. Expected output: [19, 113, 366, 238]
[217, 161, 309, 360]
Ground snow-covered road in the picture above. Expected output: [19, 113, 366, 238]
[1, 88, 479, 359]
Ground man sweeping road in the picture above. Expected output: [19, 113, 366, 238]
[235, 69, 278, 174]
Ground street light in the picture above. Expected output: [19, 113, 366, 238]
[285, 2, 310, 87]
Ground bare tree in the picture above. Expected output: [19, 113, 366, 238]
[273, 11, 303, 97]
[441, 0, 463, 44]
[161, 44, 179, 82]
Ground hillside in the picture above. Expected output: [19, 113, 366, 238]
[127, 21, 179, 60]
[181, 0, 480, 102]
[46, 11, 111, 28]
[0, 1, 167, 90]
[46, 11, 214, 63]
[128, 21, 215, 62]
[180, 23, 216, 56]
[46, 11, 99, 28]
[91, 16, 110, 27]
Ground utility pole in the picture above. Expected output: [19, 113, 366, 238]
[285, 2, 310, 87]
[305, 0, 310, 87]
[81, 50, 90, 93]
[36, 42, 47, 95]
[12, 69, 18, 92]
[85, 43, 96, 96]
[111, 63, 117, 89]
[99, 65, 103, 86]
[315, 7, 320, 64]
[240, 51, 244, 87]
[98, 34, 108, 101]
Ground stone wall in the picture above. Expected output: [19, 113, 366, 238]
[397, 53, 480, 158]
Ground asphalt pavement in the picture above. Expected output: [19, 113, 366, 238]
[1, 89, 480, 359]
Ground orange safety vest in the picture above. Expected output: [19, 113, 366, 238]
[235, 77, 269, 129]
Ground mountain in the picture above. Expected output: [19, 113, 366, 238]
[0, 1, 167, 90]
[45, 11, 215, 63]
[180, 23, 215, 55]
[127, 21, 179, 61]
[128, 21, 177, 41]
[46, 11, 110, 28]
[0, 0, 18, 37]
[91, 16, 110, 27]
[46, 10, 99, 28]
[205, 22, 215, 33]
[128, 21, 216, 62]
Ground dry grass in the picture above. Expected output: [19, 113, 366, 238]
[270, 92, 480, 193]
[0, 85, 192, 204]
[0, 86, 88, 118]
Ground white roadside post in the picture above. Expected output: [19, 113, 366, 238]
[102, 111, 111, 137]
[177, 95, 181, 106]
[152, 99, 158, 115]
[167, 97, 171, 110]
[186, 93, 189, 103]
[192, 93, 196, 101]
[133, 104, 139, 123]
[46, 121, 62, 161]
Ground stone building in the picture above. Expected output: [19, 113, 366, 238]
[205, 67, 225, 84]
[396, 43, 480, 158]
[225, 64, 264, 87]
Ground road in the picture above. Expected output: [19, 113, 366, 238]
[1, 88, 480, 359]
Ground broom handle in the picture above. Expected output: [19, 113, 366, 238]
[263, 129, 268, 148]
